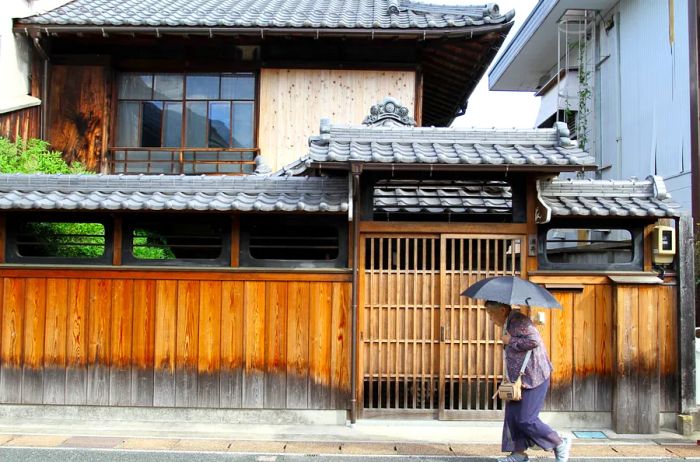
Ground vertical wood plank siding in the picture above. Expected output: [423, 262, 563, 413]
[0, 272, 351, 410]
[258, 69, 416, 171]
[537, 284, 678, 418]
[0, 106, 40, 142]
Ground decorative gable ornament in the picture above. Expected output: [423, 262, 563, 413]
[362, 98, 416, 127]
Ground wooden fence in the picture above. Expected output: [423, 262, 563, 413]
[0, 106, 40, 142]
[0, 269, 351, 410]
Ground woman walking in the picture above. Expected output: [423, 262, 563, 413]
[484, 300, 571, 462]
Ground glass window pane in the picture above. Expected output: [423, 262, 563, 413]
[185, 102, 207, 147]
[148, 151, 176, 174]
[232, 102, 254, 148]
[116, 102, 140, 147]
[209, 102, 231, 148]
[186, 75, 219, 99]
[221, 74, 255, 100]
[163, 102, 183, 147]
[118, 74, 153, 99]
[154, 74, 183, 100]
[141, 102, 163, 147]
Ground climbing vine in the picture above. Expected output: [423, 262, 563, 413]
[577, 39, 591, 151]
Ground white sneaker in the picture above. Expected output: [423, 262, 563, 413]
[554, 436, 571, 462]
[497, 453, 529, 462]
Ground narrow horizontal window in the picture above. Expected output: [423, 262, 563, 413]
[6, 215, 112, 264]
[240, 216, 348, 268]
[123, 217, 230, 266]
[538, 225, 643, 270]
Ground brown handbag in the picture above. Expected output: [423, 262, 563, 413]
[496, 342, 532, 402]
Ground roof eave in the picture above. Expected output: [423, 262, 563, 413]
[13, 23, 513, 40]
[308, 161, 597, 173]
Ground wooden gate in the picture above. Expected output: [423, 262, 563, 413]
[360, 233, 525, 418]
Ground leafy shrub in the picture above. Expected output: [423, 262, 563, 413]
[0, 137, 87, 174]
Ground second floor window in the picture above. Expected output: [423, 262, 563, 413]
[113, 72, 257, 175]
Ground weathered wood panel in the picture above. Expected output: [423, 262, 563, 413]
[153, 280, 177, 407]
[286, 282, 310, 409]
[0, 270, 350, 409]
[259, 69, 416, 170]
[264, 282, 287, 409]
[87, 279, 111, 405]
[131, 280, 155, 406]
[109, 279, 133, 405]
[22, 278, 46, 404]
[220, 281, 244, 408]
[0, 272, 351, 410]
[243, 281, 265, 408]
[47, 64, 108, 171]
[43, 279, 68, 404]
[198, 281, 221, 408]
[1, 278, 24, 403]
[66, 279, 88, 405]
[175, 280, 199, 407]
[0, 106, 40, 142]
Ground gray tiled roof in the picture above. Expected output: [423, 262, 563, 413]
[19, 0, 513, 29]
[0, 174, 348, 212]
[537, 176, 681, 220]
[374, 181, 510, 214]
[308, 124, 596, 168]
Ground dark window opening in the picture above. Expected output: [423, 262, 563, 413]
[538, 225, 643, 270]
[240, 216, 348, 268]
[6, 215, 112, 264]
[123, 217, 230, 266]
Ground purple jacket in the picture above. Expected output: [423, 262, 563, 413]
[504, 311, 553, 389]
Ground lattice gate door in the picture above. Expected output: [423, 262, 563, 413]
[360, 233, 525, 418]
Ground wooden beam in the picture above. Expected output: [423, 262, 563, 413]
[359, 222, 527, 234]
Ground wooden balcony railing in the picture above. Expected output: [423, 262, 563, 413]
[108, 147, 259, 175]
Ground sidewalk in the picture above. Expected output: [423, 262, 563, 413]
[0, 417, 697, 461]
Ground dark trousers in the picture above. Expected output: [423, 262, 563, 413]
[502, 378, 562, 453]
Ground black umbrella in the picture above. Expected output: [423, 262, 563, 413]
[461, 276, 562, 309]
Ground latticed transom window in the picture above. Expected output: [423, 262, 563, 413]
[112, 73, 257, 175]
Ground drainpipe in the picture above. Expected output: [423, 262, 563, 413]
[349, 163, 362, 424]
[31, 35, 49, 140]
[689, 0, 699, 223]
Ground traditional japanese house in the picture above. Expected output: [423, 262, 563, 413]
[0, 0, 692, 435]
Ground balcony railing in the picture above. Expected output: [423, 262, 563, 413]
[108, 148, 259, 175]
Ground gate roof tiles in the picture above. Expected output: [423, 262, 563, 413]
[537, 176, 681, 219]
[307, 123, 596, 170]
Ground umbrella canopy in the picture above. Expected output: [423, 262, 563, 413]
[461, 276, 562, 309]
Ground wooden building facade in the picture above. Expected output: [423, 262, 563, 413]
[0, 0, 690, 435]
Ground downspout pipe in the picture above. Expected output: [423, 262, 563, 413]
[31, 36, 49, 140]
[349, 163, 362, 424]
[689, 0, 700, 223]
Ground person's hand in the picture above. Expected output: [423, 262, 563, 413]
[501, 333, 511, 345]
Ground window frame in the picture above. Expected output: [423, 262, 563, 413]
[537, 221, 644, 271]
[121, 214, 232, 267]
[239, 215, 349, 269]
[5, 213, 114, 265]
[111, 71, 259, 175]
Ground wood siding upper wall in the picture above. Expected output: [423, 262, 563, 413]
[0, 270, 351, 410]
[258, 69, 416, 171]
[47, 65, 109, 171]
[0, 106, 40, 142]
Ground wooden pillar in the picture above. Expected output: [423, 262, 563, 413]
[678, 215, 697, 412]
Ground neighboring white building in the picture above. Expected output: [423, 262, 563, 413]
[489, 0, 693, 213]
[0, 0, 69, 114]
